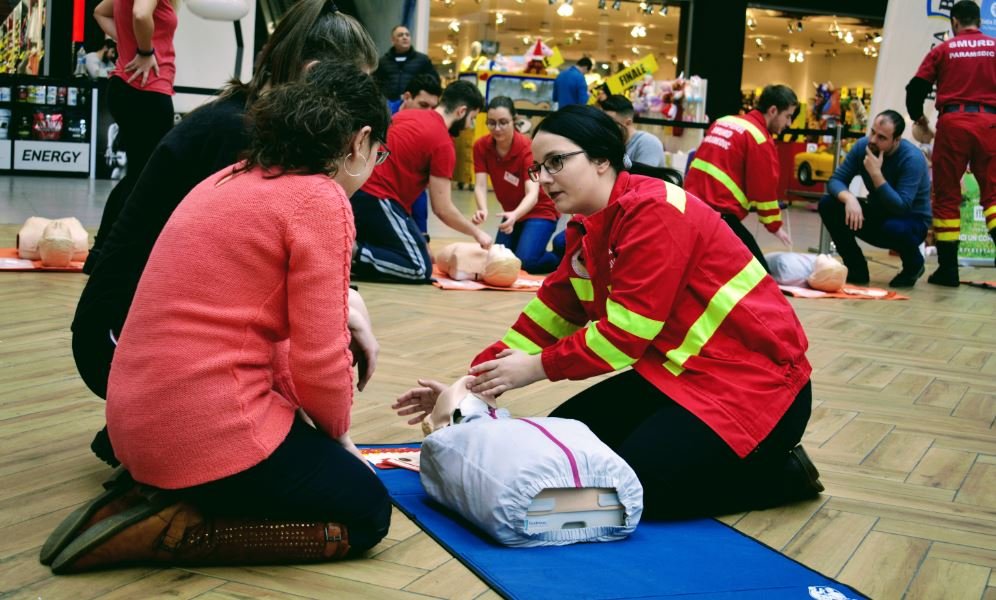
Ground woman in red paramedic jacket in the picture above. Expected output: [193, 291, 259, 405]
[471, 96, 561, 273]
[396, 105, 822, 519]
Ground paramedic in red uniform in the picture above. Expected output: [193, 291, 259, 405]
[395, 106, 824, 519]
[906, 0, 996, 285]
[684, 84, 798, 273]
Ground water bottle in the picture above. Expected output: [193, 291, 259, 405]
[74, 46, 87, 77]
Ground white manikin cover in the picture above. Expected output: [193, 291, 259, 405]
[420, 416, 644, 547]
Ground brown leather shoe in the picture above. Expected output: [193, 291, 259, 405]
[51, 500, 351, 573]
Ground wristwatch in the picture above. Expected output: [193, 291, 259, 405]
[135, 47, 155, 57]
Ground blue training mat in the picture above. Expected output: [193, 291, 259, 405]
[367, 444, 868, 600]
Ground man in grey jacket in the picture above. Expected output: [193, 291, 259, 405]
[601, 95, 666, 168]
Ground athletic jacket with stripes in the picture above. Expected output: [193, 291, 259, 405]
[684, 109, 784, 232]
[472, 172, 811, 458]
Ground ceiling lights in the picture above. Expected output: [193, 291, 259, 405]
[557, 2, 574, 17]
[787, 50, 804, 63]
[631, 25, 647, 38]
[612, 1, 622, 10]
[495, 11, 505, 25]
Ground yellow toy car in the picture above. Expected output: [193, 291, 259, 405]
[794, 142, 853, 186]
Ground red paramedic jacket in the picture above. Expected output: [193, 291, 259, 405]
[684, 109, 783, 233]
[472, 173, 811, 458]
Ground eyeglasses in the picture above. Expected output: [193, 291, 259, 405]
[486, 119, 513, 130]
[374, 147, 391, 166]
[527, 150, 586, 182]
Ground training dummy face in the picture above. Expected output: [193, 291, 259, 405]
[422, 376, 497, 436]
[436, 243, 521, 287]
[807, 254, 848, 292]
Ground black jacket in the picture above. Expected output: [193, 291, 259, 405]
[374, 47, 439, 101]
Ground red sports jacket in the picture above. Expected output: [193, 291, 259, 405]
[684, 109, 783, 232]
[472, 173, 811, 457]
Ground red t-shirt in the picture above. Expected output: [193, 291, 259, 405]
[361, 110, 456, 213]
[915, 28, 996, 109]
[473, 131, 559, 222]
[112, 0, 178, 96]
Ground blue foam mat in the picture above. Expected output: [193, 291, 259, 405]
[366, 444, 867, 600]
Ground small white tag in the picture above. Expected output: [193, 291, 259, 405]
[503, 171, 520, 186]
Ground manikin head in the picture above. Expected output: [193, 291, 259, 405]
[757, 84, 798, 136]
[421, 376, 496, 435]
[867, 111, 905, 157]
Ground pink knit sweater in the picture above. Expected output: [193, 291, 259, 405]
[106, 166, 355, 489]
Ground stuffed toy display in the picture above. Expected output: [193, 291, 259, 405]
[419, 377, 644, 547]
[435, 243, 522, 287]
[523, 39, 553, 75]
[17, 216, 89, 266]
[812, 81, 841, 128]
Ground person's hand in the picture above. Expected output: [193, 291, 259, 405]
[348, 315, 378, 392]
[124, 53, 159, 87]
[335, 431, 374, 472]
[844, 197, 864, 231]
[863, 147, 884, 178]
[474, 229, 494, 249]
[472, 208, 488, 225]
[392, 379, 448, 425]
[467, 349, 546, 397]
[773, 227, 792, 247]
[498, 212, 518, 235]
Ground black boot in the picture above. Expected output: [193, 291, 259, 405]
[928, 241, 960, 287]
[890, 247, 925, 288]
[842, 256, 870, 285]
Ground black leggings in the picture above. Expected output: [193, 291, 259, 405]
[89, 77, 175, 262]
[549, 370, 812, 519]
[180, 419, 392, 554]
[721, 213, 772, 274]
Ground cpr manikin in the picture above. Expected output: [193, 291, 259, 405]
[17, 217, 89, 267]
[435, 243, 521, 287]
[419, 377, 644, 547]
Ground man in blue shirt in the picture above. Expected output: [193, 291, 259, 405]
[553, 57, 592, 109]
[818, 110, 931, 288]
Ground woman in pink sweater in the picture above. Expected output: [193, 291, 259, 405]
[44, 60, 391, 573]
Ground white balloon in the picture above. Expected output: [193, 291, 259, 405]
[185, 0, 249, 21]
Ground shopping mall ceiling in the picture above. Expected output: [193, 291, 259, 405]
[427, 0, 883, 74]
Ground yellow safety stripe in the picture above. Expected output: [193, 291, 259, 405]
[690, 158, 750, 211]
[570, 278, 594, 302]
[984, 205, 996, 217]
[758, 213, 782, 224]
[664, 258, 768, 376]
[606, 298, 664, 340]
[935, 231, 961, 241]
[523, 297, 581, 340]
[664, 182, 686, 214]
[932, 218, 960, 228]
[753, 200, 781, 212]
[501, 329, 542, 355]
[718, 116, 767, 144]
[584, 324, 637, 370]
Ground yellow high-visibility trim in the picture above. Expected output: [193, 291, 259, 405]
[935, 231, 961, 241]
[718, 116, 767, 144]
[933, 218, 961, 228]
[585, 324, 637, 370]
[664, 182, 686, 214]
[984, 205, 996, 217]
[523, 297, 581, 340]
[501, 329, 542, 355]
[664, 258, 768, 376]
[753, 200, 781, 212]
[690, 158, 750, 211]
[570, 278, 594, 302]
[606, 298, 664, 340]
[758, 213, 782, 224]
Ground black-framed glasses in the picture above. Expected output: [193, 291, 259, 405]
[486, 119, 513, 130]
[374, 147, 391, 166]
[527, 150, 586, 182]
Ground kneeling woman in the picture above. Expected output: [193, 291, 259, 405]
[398, 105, 822, 519]
[45, 61, 392, 572]
[471, 96, 560, 273]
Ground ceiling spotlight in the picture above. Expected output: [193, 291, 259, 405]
[598, 0, 606, 8]
[789, 52, 796, 63]
[601, 62, 609, 69]
[521, 35, 531, 45]
[548, 0, 557, 4]
[495, 11, 505, 25]
[632, 46, 641, 54]
[873, 33, 882, 43]
[787, 21, 794, 33]
[612, 0, 622, 10]
[671, 56, 677, 64]
[797, 20, 803, 31]
[754, 37, 764, 48]
[557, 2, 574, 17]
[448, 20, 460, 33]
[844, 31, 854, 44]
[659, 5, 668, 15]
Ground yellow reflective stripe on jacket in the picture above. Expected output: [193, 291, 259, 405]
[584, 324, 637, 370]
[523, 297, 582, 339]
[985, 205, 996, 218]
[753, 200, 780, 212]
[606, 298, 664, 340]
[690, 158, 750, 211]
[570, 277, 594, 302]
[718, 115, 767, 144]
[664, 258, 768, 376]
[501, 329, 542, 355]
[932, 218, 960, 228]
[664, 182, 686, 213]
[758, 213, 781, 224]
[935, 231, 961, 241]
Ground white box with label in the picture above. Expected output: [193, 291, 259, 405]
[13, 141, 90, 173]
[0, 140, 11, 170]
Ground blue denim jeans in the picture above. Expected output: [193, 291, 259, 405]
[496, 218, 559, 273]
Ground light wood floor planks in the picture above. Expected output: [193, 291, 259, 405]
[0, 217, 994, 600]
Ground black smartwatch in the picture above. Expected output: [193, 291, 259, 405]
[135, 47, 155, 57]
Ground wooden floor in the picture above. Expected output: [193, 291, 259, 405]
[1, 220, 994, 600]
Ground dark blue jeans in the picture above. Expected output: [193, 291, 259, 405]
[818, 194, 928, 272]
[181, 419, 391, 554]
[350, 190, 432, 283]
[412, 191, 428, 235]
[496, 218, 559, 273]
